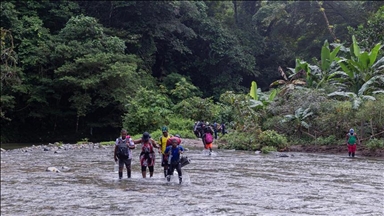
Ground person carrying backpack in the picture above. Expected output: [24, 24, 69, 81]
[158, 126, 173, 178]
[114, 129, 136, 179]
[133, 132, 160, 178]
[165, 137, 184, 184]
[202, 123, 214, 155]
[346, 128, 360, 157]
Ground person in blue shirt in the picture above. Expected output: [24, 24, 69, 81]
[165, 136, 184, 184]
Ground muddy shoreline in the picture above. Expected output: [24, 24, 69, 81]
[182, 138, 384, 158]
[1, 138, 383, 158]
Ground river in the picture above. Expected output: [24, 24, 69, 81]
[1, 144, 383, 216]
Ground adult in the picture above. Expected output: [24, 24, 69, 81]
[221, 122, 227, 136]
[346, 128, 360, 157]
[114, 129, 135, 179]
[202, 123, 214, 154]
[158, 126, 172, 178]
[213, 121, 218, 139]
[133, 132, 160, 178]
[165, 137, 184, 184]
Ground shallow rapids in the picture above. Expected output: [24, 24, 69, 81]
[1, 145, 383, 215]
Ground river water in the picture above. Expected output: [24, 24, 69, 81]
[1, 144, 383, 216]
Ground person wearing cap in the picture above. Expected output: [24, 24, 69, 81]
[346, 128, 360, 157]
[165, 136, 184, 184]
[133, 132, 160, 178]
[158, 126, 173, 178]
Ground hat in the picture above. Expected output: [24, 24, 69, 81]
[142, 132, 150, 141]
[161, 126, 168, 132]
[175, 134, 181, 138]
[349, 128, 354, 134]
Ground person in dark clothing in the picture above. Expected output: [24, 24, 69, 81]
[221, 122, 227, 136]
[213, 122, 218, 139]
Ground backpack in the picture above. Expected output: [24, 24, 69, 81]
[116, 138, 129, 159]
[205, 132, 213, 144]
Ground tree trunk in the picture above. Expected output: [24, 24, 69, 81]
[233, 0, 238, 25]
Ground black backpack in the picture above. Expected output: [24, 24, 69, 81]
[116, 138, 129, 159]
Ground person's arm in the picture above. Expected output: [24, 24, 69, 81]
[164, 147, 170, 156]
[150, 138, 160, 149]
[128, 138, 135, 149]
[346, 134, 349, 145]
[179, 146, 184, 154]
[133, 138, 142, 144]
[114, 145, 118, 162]
[356, 133, 361, 145]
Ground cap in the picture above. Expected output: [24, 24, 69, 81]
[175, 134, 181, 138]
[142, 132, 150, 140]
[161, 126, 168, 132]
[349, 128, 354, 134]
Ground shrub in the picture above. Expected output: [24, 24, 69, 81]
[315, 135, 337, 145]
[365, 138, 384, 150]
[261, 146, 277, 154]
[218, 131, 260, 151]
[258, 130, 288, 150]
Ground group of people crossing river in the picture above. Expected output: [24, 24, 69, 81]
[113, 123, 361, 183]
[113, 127, 188, 184]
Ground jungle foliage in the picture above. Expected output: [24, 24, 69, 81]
[1, 1, 383, 148]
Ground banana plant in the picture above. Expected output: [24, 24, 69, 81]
[333, 35, 383, 94]
[270, 66, 306, 96]
[288, 40, 341, 89]
[281, 107, 313, 137]
[249, 81, 277, 109]
[328, 75, 384, 109]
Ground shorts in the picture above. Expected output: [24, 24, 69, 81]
[205, 143, 213, 149]
[118, 158, 132, 170]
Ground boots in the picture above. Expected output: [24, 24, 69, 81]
[179, 176, 182, 184]
[352, 152, 355, 157]
[118, 171, 122, 179]
[127, 170, 131, 178]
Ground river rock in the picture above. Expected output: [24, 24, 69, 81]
[46, 167, 60, 173]
[60, 166, 71, 172]
[1, 148, 6, 152]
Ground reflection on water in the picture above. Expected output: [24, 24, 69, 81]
[1, 145, 384, 216]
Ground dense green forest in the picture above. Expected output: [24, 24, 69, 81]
[1, 1, 383, 149]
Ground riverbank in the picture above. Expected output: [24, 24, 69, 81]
[1, 138, 382, 158]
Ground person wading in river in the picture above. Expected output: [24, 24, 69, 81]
[346, 128, 360, 157]
[133, 132, 160, 178]
[158, 126, 173, 178]
[202, 123, 214, 155]
[114, 129, 135, 179]
[165, 137, 184, 184]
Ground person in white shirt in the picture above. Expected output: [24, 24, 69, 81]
[114, 129, 135, 179]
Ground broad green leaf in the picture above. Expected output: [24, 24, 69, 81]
[321, 40, 331, 71]
[368, 43, 383, 67]
[268, 89, 277, 101]
[359, 52, 370, 70]
[330, 45, 341, 62]
[352, 35, 361, 58]
[250, 81, 258, 100]
[338, 60, 353, 78]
